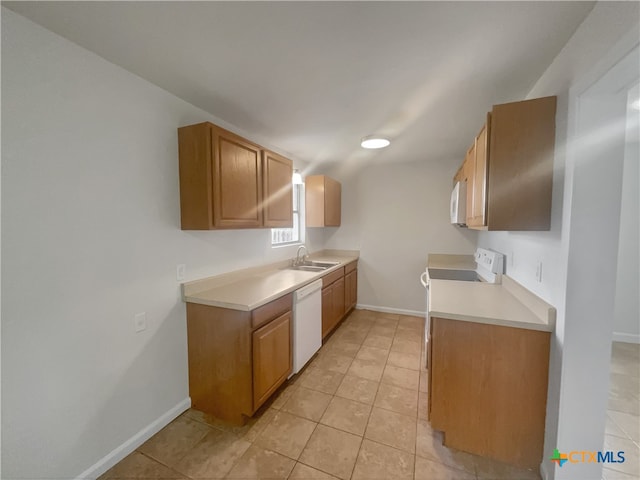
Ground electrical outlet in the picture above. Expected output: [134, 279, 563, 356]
[134, 312, 147, 333]
[177, 264, 186, 282]
[535, 262, 543, 283]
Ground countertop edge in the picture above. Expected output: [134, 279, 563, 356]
[429, 310, 554, 333]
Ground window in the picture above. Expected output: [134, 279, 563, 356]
[271, 183, 303, 246]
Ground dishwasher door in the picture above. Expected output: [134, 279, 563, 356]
[292, 279, 323, 375]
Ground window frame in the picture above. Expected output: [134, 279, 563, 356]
[271, 183, 303, 247]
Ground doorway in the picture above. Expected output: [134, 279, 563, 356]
[554, 43, 639, 480]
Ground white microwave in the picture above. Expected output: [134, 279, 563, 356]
[450, 181, 467, 225]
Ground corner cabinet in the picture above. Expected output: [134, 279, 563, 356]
[455, 96, 556, 231]
[305, 175, 341, 227]
[178, 122, 292, 230]
[186, 294, 292, 424]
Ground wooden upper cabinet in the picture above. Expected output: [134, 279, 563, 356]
[487, 97, 556, 231]
[454, 96, 556, 231]
[178, 122, 215, 230]
[468, 117, 489, 228]
[213, 127, 263, 228]
[453, 165, 465, 184]
[262, 150, 293, 228]
[177, 122, 293, 230]
[305, 175, 341, 227]
[463, 143, 475, 226]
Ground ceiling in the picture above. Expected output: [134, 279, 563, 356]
[4, 1, 595, 168]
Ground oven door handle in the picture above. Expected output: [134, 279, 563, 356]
[420, 271, 428, 288]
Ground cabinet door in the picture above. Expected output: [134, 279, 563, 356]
[252, 311, 292, 409]
[324, 177, 342, 226]
[345, 270, 357, 312]
[305, 175, 342, 227]
[463, 144, 475, 226]
[321, 286, 333, 338]
[212, 127, 263, 228]
[469, 119, 489, 228]
[263, 150, 293, 227]
[487, 97, 556, 231]
[332, 278, 345, 326]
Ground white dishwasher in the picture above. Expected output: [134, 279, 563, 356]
[291, 279, 323, 375]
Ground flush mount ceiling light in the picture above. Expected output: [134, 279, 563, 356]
[292, 169, 303, 185]
[360, 135, 390, 149]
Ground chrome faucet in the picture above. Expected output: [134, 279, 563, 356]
[294, 245, 309, 266]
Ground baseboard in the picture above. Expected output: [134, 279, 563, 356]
[75, 397, 191, 480]
[356, 304, 425, 317]
[612, 332, 640, 344]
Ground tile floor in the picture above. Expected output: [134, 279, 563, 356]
[602, 342, 640, 480]
[99, 310, 639, 480]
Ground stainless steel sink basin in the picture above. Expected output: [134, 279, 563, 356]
[290, 265, 330, 272]
[287, 261, 340, 272]
[428, 268, 480, 282]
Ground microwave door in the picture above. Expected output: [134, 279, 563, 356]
[450, 184, 459, 223]
[451, 181, 467, 225]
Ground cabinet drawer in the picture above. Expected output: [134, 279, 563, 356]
[345, 261, 357, 274]
[322, 267, 345, 287]
[252, 293, 293, 330]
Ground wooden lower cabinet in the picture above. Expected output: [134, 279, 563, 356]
[321, 286, 333, 338]
[186, 294, 293, 424]
[332, 278, 345, 325]
[321, 262, 357, 339]
[252, 312, 292, 408]
[428, 317, 550, 469]
[345, 264, 357, 312]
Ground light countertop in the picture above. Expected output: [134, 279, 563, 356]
[182, 250, 359, 311]
[427, 254, 555, 333]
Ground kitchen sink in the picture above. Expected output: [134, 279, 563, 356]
[428, 268, 480, 282]
[290, 265, 329, 272]
[287, 261, 340, 272]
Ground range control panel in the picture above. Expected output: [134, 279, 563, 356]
[474, 248, 505, 275]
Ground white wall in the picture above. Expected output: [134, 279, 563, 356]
[613, 86, 639, 343]
[322, 159, 477, 314]
[478, 3, 640, 306]
[0, 9, 314, 479]
[476, 4, 639, 479]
